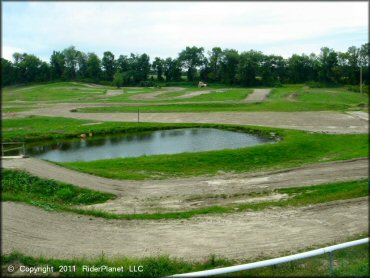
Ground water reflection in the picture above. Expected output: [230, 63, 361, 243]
[26, 128, 274, 162]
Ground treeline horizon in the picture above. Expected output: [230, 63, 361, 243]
[1, 44, 369, 88]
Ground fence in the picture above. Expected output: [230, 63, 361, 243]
[1, 142, 26, 157]
[170, 238, 369, 277]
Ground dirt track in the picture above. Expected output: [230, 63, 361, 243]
[130, 87, 185, 100]
[2, 157, 367, 213]
[12, 104, 368, 134]
[2, 198, 367, 260]
[244, 89, 271, 102]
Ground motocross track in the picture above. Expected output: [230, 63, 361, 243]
[2, 87, 369, 262]
[10, 105, 368, 134]
[2, 158, 367, 214]
[2, 197, 367, 260]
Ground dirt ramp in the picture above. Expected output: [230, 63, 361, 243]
[244, 89, 271, 102]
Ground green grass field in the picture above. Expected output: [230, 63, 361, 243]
[2, 116, 206, 142]
[2, 116, 367, 180]
[2, 82, 367, 110]
[61, 129, 367, 180]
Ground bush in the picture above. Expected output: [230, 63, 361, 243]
[347, 85, 369, 94]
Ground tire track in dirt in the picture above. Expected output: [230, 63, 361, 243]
[2, 198, 367, 260]
[244, 89, 271, 102]
[129, 87, 185, 100]
[2, 157, 367, 213]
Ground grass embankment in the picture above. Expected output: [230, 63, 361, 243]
[2, 82, 109, 102]
[2, 170, 367, 220]
[79, 85, 368, 112]
[61, 129, 368, 180]
[1, 116, 209, 142]
[2, 241, 368, 277]
[1, 170, 115, 210]
[3, 116, 368, 180]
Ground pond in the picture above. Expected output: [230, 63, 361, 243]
[24, 128, 274, 162]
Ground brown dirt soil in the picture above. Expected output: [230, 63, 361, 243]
[129, 87, 185, 100]
[2, 198, 367, 260]
[14, 104, 368, 134]
[2, 158, 367, 214]
[172, 89, 227, 99]
[243, 89, 271, 102]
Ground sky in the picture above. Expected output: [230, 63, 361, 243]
[2, 1, 368, 62]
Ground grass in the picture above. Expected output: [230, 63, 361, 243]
[2, 82, 110, 102]
[2, 117, 368, 181]
[1, 116, 210, 142]
[1, 169, 115, 207]
[2, 82, 367, 110]
[2, 107, 35, 113]
[79, 85, 368, 112]
[60, 128, 368, 180]
[2, 238, 368, 277]
[2, 169, 367, 220]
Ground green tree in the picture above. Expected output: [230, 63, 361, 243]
[50, 51, 65, 80]
[207, 47, 223, 82]
[102, 51, 116, 81]
[1, 58, 15, 86]
[76, 51, 88, 79]
[220, 49, 239, 84]
[164, 58, 182, 82]
[113, 71, 124, 88]
[152, 57, 164, 81]
[318, 47, 339, 84]
[62, 46, 78, 80]
[178, 46, 205, 81]
[86, 53, 101, 83]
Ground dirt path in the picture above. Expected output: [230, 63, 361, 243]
[3, 158, 367, 213]
[106, 90, 123, 96]
[2, 198, 367, 260]
[172, 89, 227, 99]
[244, 89, 271, 102]
[16, 104, 368, 134]
[130, 87, 185, 100]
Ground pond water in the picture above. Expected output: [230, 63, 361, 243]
[25, 128, 274, 162]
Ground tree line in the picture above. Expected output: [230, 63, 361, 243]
[1, 44, 368, 87]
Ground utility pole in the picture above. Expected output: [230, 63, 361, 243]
[137, 107, 140, 123]
[360, 66, 363, 94]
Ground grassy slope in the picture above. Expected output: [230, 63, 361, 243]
[3, 116, 367, 180]
[1, 169, 115, 208]
[2, 116, 207, 142]
[2, 82, 108, 102]
[2, 240, 368, 277]
[80, 85, 368, 112]
[61, 129, 368, 180]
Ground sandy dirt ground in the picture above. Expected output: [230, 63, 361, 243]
[13, 105, 368, 134]
[244, 89, 271, 102]
[172, 89, 227, 99]
[2, 198, 367, 260]
[129, 87, 185, 100]
[106, 90, 123, 96]
[3, 158, 367, 213]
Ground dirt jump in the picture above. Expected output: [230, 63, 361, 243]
[244, 88, 271, 102]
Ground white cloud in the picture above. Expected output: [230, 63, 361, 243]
[2, 1, 368, 60]
[1, 46, 24, 61]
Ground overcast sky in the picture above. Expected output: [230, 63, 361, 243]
[2, 1, 368, 62]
